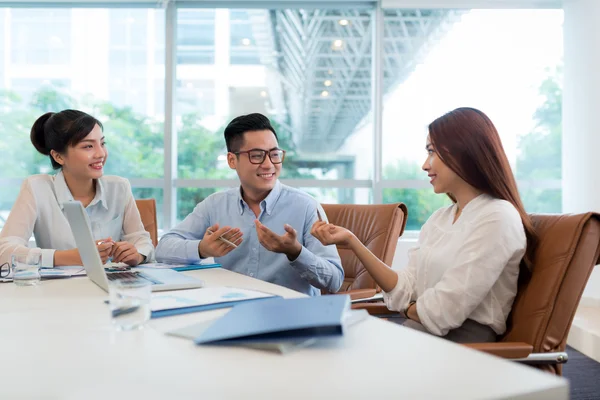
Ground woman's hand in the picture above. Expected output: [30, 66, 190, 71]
[310, 221, 355, 247]
[95, 238, 115, 264]
[111, 241, 143, 266]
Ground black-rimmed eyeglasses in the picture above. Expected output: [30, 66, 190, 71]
[233, 148, 286, 165]
[0, 262, 10, 278]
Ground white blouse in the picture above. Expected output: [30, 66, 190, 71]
[0, 171, 154, 268]
[383, 194, 526, 336]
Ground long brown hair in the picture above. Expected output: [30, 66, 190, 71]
[428, 107, 537, 271]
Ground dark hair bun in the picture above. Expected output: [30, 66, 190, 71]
[30, 112, 55, 156]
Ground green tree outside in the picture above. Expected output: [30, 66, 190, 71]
[515, 66, 562, 213]
[0, 85, 323, 225]
[382, 160, 451, 231]
[0, 66, 563, 230]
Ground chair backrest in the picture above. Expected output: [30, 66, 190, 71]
[500, 212, 600, 374]
[135, 198, 158, 247]
[321, 203, 408, 293]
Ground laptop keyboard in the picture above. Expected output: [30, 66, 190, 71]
[106, 271, 163, 285]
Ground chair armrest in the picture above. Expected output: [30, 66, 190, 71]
[344, 288, 377, 301]
[352, 302, 402, 316]
[463, 342, 533, 359]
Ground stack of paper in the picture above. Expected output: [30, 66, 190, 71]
[150, 287, 277, 318]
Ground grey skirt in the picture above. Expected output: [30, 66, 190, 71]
[393, 317, 498, 343]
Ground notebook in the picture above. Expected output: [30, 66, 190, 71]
[194, 294, 351, 346]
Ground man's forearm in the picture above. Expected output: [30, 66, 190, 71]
[289, 247, 343, 293]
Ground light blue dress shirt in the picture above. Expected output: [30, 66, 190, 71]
[156, 181, 344, 296]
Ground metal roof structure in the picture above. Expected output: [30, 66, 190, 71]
[247, 9, 463, 153]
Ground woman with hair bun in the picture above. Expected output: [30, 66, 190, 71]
[0, 109, 154, 268]
[311, 107, 536, 343]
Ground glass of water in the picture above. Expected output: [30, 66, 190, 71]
[108, 280, 151, 330]
[11, 252, 41, 286]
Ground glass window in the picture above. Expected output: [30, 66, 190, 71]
[383, 189, 452, 231]
[177, 188, 229, 222]
[0, 184, 23, 230]
[177, 9, 215, 65]
[175, 8, 374, 188]
[132, 188, 164, 230]
[0, 8, 165, 187]
[230, 10, 261, 65]
[381, 9, 563, 229]
[296, 188, 372, 205]
[10, 9, 71, 65]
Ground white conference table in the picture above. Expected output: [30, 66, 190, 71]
[0, 268, 568, 400]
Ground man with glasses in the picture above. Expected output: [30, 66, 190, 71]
[156, 113, 343, 295]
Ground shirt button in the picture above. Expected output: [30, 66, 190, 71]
[249, 273, 254, 277]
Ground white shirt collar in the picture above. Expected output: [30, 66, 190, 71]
[54, 170, 108, 211]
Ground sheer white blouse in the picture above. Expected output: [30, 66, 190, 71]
[383, 194, 526, 336]
[0, 171, 154, 268]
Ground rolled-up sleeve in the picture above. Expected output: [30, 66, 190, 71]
[288, 204, 344, 293]
[0, 179, 53, 267]
[382, 245, 419, 313]
[155, 199, 210, 264]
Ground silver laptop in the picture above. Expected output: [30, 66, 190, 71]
[63, 200, 204, 292]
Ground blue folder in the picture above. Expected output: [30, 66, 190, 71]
[171, 263, 221, 272]
[194, 294, 351, 345]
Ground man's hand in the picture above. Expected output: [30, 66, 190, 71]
[111, 241, 144, 266]
[198, 224, 243, 258]
[254, 220, 302, 260]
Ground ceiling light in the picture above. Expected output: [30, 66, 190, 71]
[332, 39, 343, 49]
[260, 90, 268, 98]
[241, 38, 251, 46]
[328, 69, 334, 75]
[324, 80, 332, 87]
[338, 19, 349, 26]
[321, 90, 329, 97]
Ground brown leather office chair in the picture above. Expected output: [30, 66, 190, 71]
[321, 203, 408, 300]
[135, 198, 158, 247]
[464, 212, 600, 375]
[357, 212, 600, 376]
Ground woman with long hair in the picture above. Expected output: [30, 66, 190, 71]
[0, 109, 154, 268]
[312, 107, 536, 342]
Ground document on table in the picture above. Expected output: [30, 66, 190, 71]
[150, 287, 277, 318]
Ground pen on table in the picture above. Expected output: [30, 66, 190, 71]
[206, 228, 238, 248]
